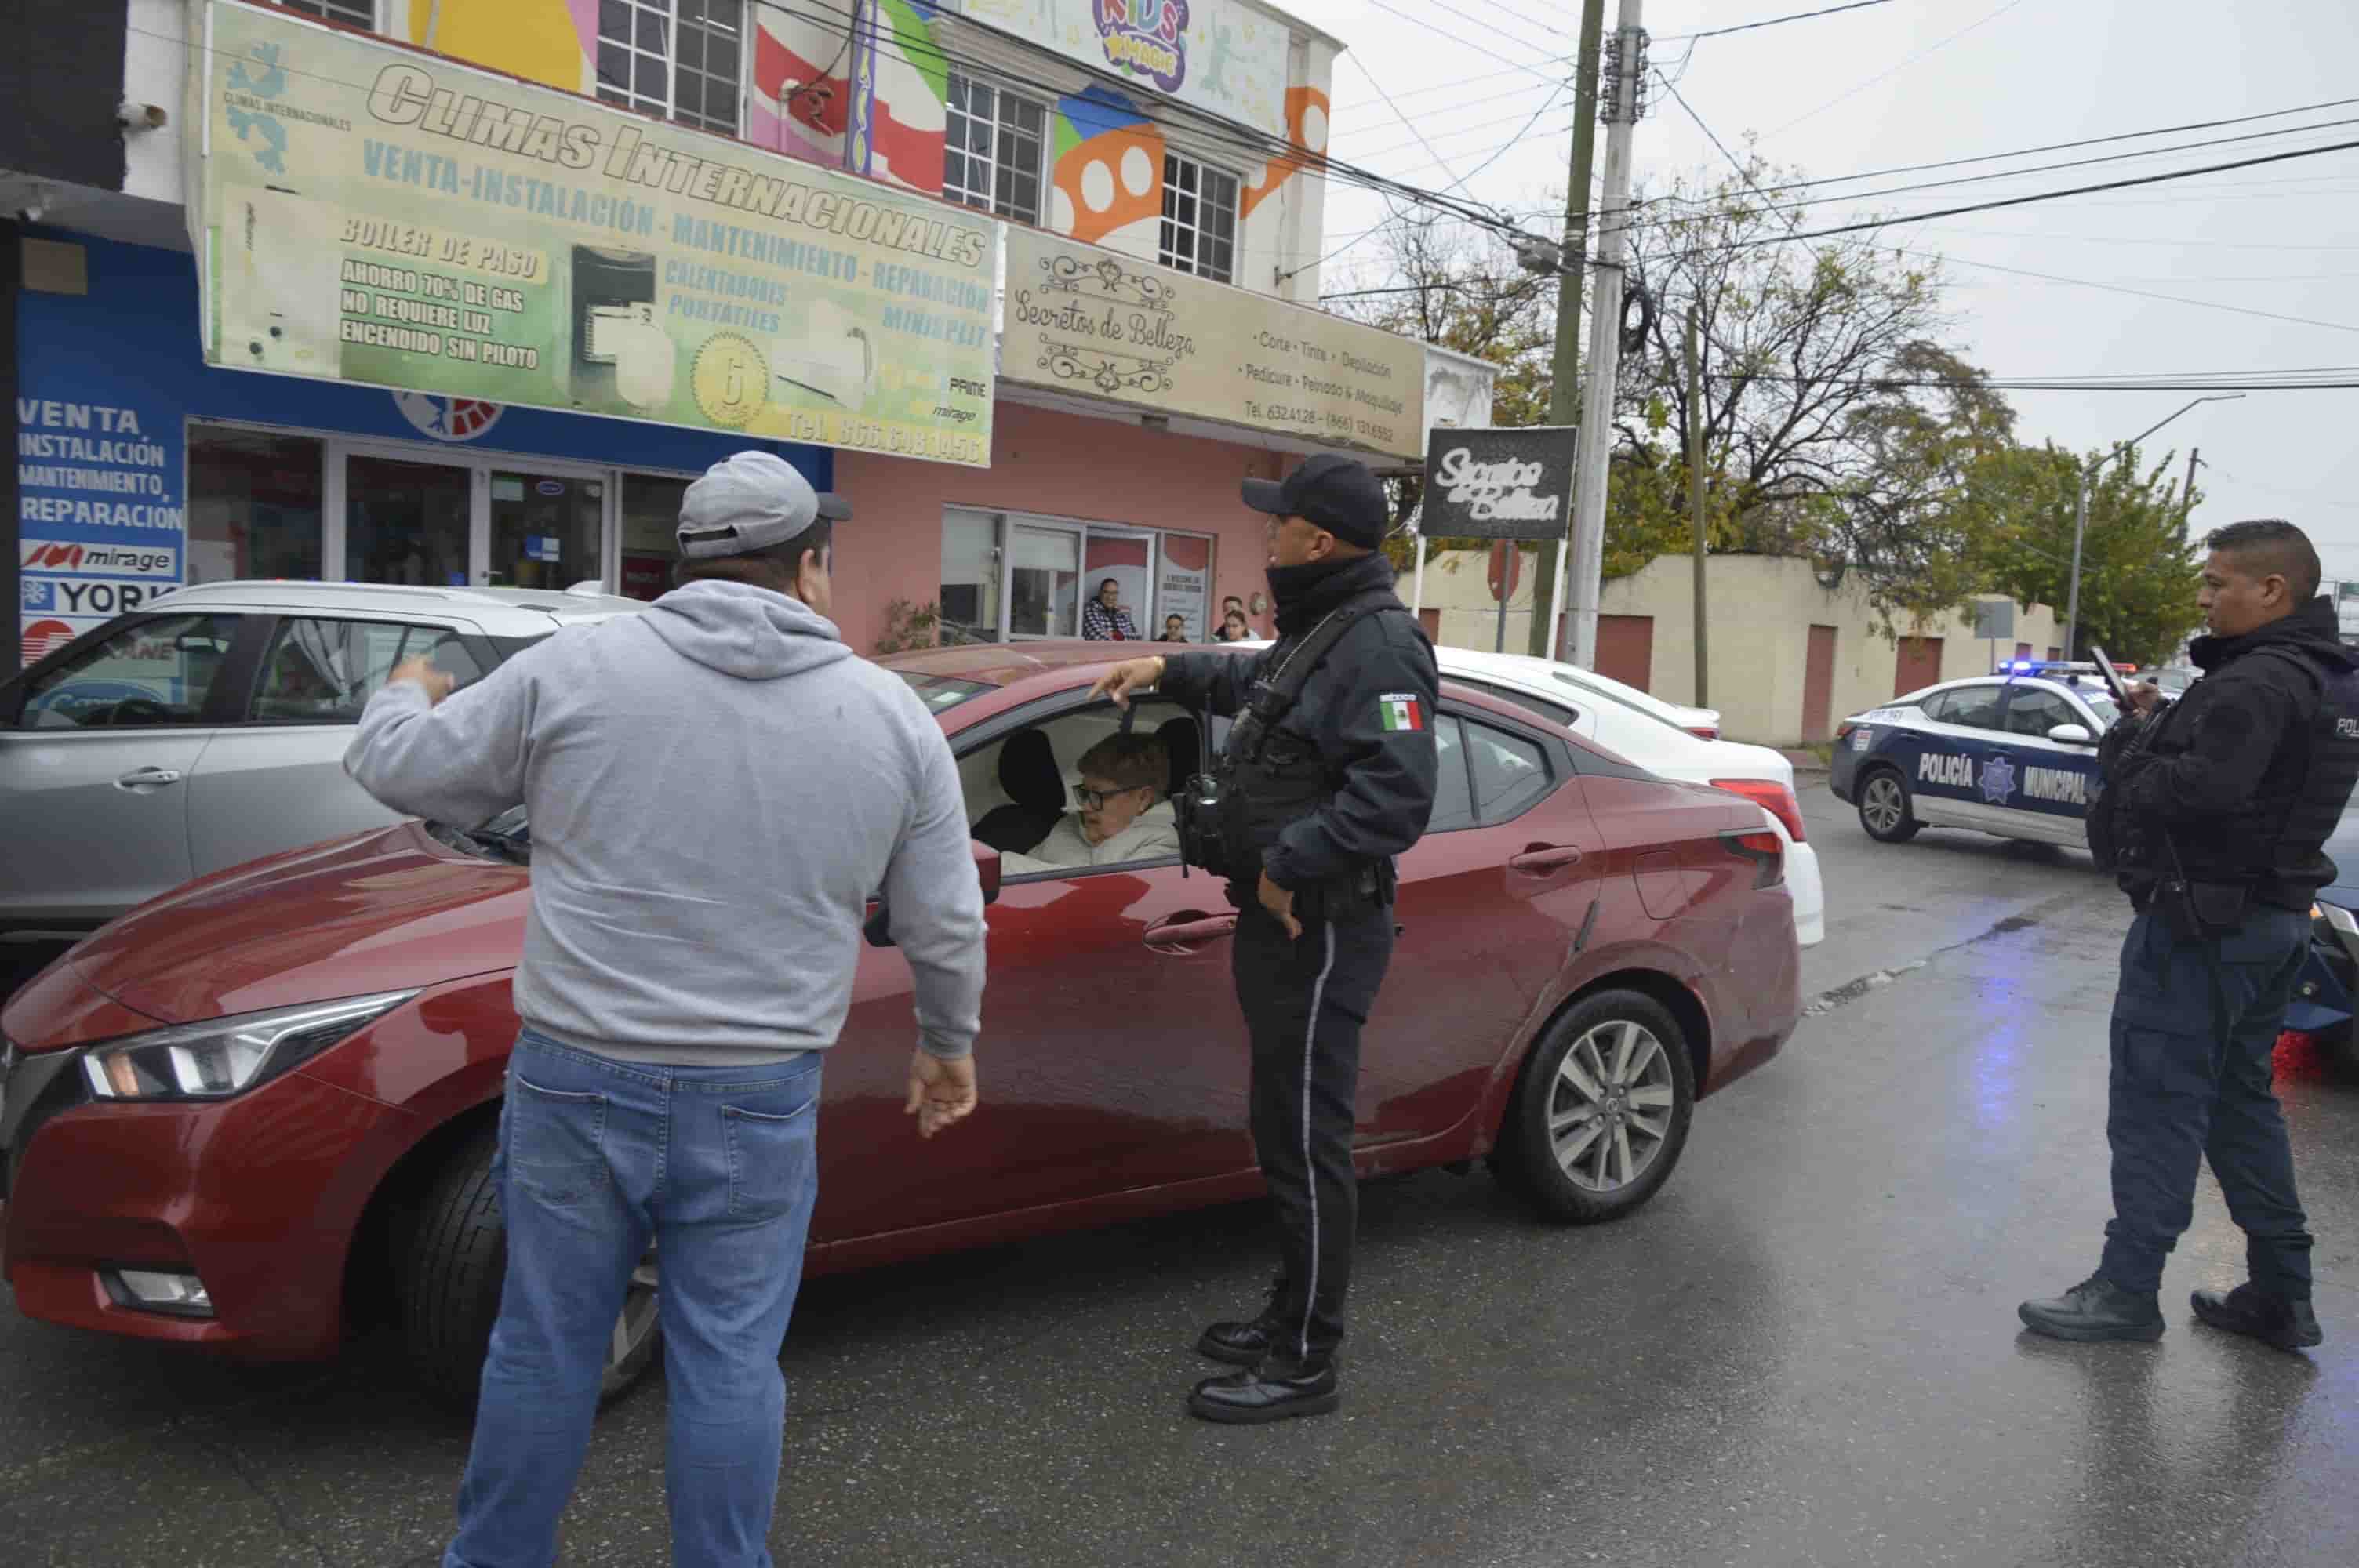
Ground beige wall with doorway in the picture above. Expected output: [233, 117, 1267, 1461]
[1420, 550, 2059, 746]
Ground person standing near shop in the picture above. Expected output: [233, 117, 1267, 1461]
[345, 451, 987, 1566]
[1082, 577, 1143, 640]
[1092, 452, 1438, 1422]
[2020, 519, 2357, 1351]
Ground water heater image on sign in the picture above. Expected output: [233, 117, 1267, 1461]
[222, 189, 343, 376]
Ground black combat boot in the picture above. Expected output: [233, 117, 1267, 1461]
[2191, 1282, 2324, 1351]
[1187, 1355, 1340, 1424]
[2018, 1275, 2165, 1341]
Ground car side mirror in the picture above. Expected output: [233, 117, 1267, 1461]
[2047, 723, 2094, 745]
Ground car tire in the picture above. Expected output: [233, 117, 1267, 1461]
[1856, 765, 1921, 843]
[397, 1124, 662, 1412]
[1496, 989, 1696, 1224]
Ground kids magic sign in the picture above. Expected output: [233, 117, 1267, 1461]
[1095, 0, 1189, 94]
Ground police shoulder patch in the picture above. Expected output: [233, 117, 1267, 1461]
[1378, 692, 1426, 732]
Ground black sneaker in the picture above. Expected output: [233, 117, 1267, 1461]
[1187, 1356, 1340, 1424]
[1197, 1316, 1282, 1367]
[2191, 1283, 2324, 1352]
[2018, 1275, 2165, 1342]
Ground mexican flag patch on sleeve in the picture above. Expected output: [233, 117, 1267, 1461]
[1379, 693, 1426, 732]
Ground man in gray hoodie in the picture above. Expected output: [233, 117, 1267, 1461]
[345, 450, 986, 1568]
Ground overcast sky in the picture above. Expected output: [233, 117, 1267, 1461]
[1283, 0, 2359, 586]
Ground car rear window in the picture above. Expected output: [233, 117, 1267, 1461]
[897, 672, 992, 713]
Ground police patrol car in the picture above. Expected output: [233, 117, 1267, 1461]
[1829, 662, 2125, 847]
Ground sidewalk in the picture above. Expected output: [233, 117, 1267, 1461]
[1780, 747, 1831, 778]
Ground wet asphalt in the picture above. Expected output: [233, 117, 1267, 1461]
[3, 779, 2356, 1566]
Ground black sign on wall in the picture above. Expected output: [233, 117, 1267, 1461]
[1419, 426, 1577, 541]
[0, 1, 131, 193]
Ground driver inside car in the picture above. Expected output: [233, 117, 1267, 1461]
[1005, 733, 1181, 871]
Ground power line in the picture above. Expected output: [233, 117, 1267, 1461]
[1365, 0, 1570, 88]
[1659, 0, 1899, 45]
[1891, 246, 2359, 337]
[1767, 0, 2030, 137]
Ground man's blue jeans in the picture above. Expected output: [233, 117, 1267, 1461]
[445, 1031, 822, 1568]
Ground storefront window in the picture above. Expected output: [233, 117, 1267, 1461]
[1009, 523, 1081, 638]
[941, 508, 1001, 642]
[489, 471, 603, 590]
[620, 473, 692, 601]
[186, 425, 325, 584]
[347, 454, 471, 586]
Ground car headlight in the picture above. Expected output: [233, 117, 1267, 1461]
[79, 991, 417, 1102]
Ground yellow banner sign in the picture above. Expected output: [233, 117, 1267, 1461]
[1001, 228, 1423, 459]
[194, 2, 997, 465]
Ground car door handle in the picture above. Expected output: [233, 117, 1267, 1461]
[1507, 844, 1584, 873]
[115, 767, 185, 790]
[1144, 913, 1238, 949]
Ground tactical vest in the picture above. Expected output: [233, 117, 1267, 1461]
[2251, 645, 2359, 891]
[1209, 589, 1404, 891]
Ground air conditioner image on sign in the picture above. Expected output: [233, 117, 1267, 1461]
[769, 300, 875, 408]
[569, 245, 673, 411]
[223, 189, 343, 375]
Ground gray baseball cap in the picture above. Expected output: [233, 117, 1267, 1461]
[677, 452, 844, 559]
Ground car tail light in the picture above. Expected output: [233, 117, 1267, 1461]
[1723, 829, 1784, 888]
[1685, 724, 1720, 741]
[1834, 722, 1855, 746]
[1710, 777, 1807, 844]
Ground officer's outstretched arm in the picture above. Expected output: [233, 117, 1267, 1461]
[1155, 648, 1267, 718]
[1263, 628, 1441, 887]
[2116, 673, 2297, 823]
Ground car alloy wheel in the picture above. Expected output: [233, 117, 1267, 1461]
[605, 1246, 661, 1397]
[1857, 768, 1921, 843]
[1497, 988, 1696, 1223]
[1548, 1019, 1675, 1193]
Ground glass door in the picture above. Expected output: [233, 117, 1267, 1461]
[1006, 522, 1081, 639]
[489, 470, 605, 590]
[344, 453, 471, 587]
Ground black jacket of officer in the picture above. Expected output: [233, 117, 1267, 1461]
[1159, 549, 1440, 906]
[2099, 594, 2359, 909]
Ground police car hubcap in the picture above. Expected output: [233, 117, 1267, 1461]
[1547, 1020, 1674, 1192]
[1863, 777, 1905, 832]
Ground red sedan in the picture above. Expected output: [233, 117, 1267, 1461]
[0, 645, 1801, 1403]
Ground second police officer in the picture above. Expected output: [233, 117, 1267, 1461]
[1092, 453, 1440, 1422]
[2022, 518, 2359, 1351]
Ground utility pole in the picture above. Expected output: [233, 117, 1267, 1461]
[2180, 446, 2202, 528]
[1525, 0, 1609, 659]
[1685, 303, 1707, 706]
[1558, 0, 1647, 667]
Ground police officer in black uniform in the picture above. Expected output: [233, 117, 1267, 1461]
[1092, 453, 1439, 1422]
[2021, 519, 2359, 1351]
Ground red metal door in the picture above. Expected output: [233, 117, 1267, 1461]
[1893, 635, 1943, 696]
[1595, 614, 1655, 691]
[1802, 624, 1838, 742]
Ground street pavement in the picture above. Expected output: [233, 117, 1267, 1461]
[5, 782, 2356, 1566]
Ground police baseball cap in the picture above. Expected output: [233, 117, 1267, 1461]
[676, 452, 845, 559]
[1240, 453, 1389, 548]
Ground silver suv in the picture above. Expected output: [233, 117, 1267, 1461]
[1, 579, 644, 930]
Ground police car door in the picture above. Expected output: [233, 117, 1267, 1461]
[1906, 681, 2012, 831]
[1989, 681, 2103, 847]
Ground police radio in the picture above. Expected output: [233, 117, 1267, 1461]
[1172, 703, 1232, 878]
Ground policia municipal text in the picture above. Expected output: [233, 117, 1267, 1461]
[2022, 518, 2357, 1351]
[1093, 454, 1441, 1422]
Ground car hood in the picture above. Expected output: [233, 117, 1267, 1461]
[69, 822, 525, 1024]
[2319, 811, 2359, 910]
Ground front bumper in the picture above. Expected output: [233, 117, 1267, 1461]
[2, 1026, 414, 1359]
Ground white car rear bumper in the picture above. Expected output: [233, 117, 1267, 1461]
[1785, 837, 1825, 948]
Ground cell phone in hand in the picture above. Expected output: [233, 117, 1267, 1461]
[2088, 646, 2134, 709]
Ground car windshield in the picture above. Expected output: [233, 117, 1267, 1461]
[896, 672, 992, 713]
[1543, 670, 1699, 741]
[427, 805, 531, 864]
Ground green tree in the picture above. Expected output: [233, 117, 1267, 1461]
[1965, 442, 2205, 664]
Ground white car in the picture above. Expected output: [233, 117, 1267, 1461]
[1434, 647, 1824, 947]
[0, 579, 644, 929]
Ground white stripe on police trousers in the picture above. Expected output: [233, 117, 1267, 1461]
[1299, 920, 1337, 1363]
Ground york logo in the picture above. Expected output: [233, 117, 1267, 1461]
[53, 580, 162, 616]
